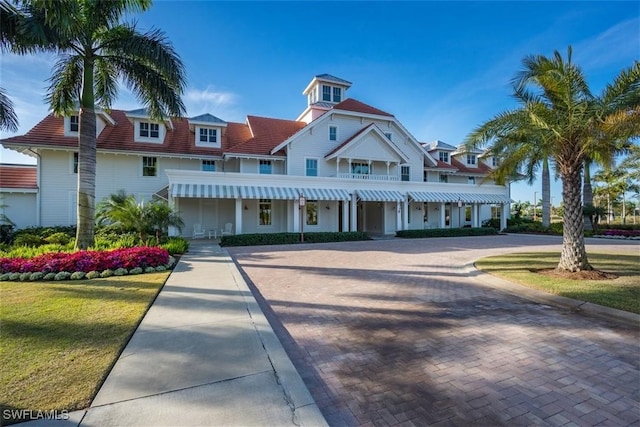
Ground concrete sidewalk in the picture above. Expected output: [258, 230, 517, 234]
[27, 240, 327, 426]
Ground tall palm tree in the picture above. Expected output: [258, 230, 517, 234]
[466, 47, 640, 272]
[19, 0, 186, 249]
[0, 0, 22, 131]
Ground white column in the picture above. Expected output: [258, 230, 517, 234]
[396, 203, 402, 231]
[336, 158, 340, 177]
[342, 199, 349, 232]
[440, 203, 446, 228]
[235, 198, 243, 234]
[501, 203, 508, 230]
[350, 193, 358, 231]
[294, 199, 301, 232]
[473, 204, 479, 227]
[403, 199, 409, 230]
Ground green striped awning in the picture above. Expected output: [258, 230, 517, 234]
[297, 188, 351, 201]
[171, 183, 239, 198]
[356, 189, 405, 202]
[238, 186, 299, 200]
[408, 191, 511, 204]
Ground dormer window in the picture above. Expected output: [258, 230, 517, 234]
[70, 115, 79, 132]
[199, 128, 217, 143]
[321, 84, 342, 102]
[439, 152, 449, 163]
[467, 154, 476, 165]
[140, 122, 159, 138]
[329, 125, 338, 141]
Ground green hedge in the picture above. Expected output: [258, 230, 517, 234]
[396, 227, 499, 238]
[220, 231, 371, 247]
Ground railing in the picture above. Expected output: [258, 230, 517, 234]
[337, 173, 399, 181]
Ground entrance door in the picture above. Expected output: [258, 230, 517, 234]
[338, 201, 343, 232]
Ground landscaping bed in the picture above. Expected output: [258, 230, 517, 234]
[220, 231, 371, 247]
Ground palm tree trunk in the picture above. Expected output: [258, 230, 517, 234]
[558, 167, 592, 272]
[582, 160, 594, 231]
[542, 158, 551, 227]
[75, 58, 96, 250]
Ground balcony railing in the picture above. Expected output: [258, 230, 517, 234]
[337, 173, 399, 181]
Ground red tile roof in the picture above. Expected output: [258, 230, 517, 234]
[333, 99, 393, 117]
[0, 164, 37, 189]
[226, 116, 306, 156]
[451, 158, 492, 174]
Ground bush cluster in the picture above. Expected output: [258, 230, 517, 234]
[396, 227, 499, 238]
[220, 231, 371, 247]
[0, 247, 176, 282]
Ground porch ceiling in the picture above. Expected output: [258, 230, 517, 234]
[408, 191, 511, 204]
[356, 189, 405, 202]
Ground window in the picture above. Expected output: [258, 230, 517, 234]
[332, 87, 341, 102]
[468, 176, 476, 185]
[259, 199, 272, 225]
[199, 128, 217, 143]
[401, 166, 410, 182]
[384, 132, 392, 140]
[306, 200, 318, 225]
[467, 154, 476, 165]
[259, 160, 272, 174]
[423, 170, 428, 182]
[439, 152, 449, 162]
[73, 152, 78, 174]
[306, 159, 318, 176]
[140, 122, 159, 138]
[439, 174, 448, 183]
[492, 157, 499, 167]
[70, 115, 79, 132]
[202, 160, 216, 172]
[322, 85, 331, 101]
[329, 126, 337, 141]
[491, 205, 502, 219]
[465, 206, 472, 222]
[142, 156, 157, 176]
[351, 162, 369, 175]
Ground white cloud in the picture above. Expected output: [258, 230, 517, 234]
[183, 86, 243, 122]
[574, 18, 640, 70]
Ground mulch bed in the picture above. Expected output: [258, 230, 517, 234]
[536, 268, 619, 280]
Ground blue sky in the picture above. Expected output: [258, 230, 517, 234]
[1, 0, 638, 205]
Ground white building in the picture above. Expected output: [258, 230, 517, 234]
[1, 74, 510, 236]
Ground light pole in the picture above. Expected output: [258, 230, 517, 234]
[533, 191, 537, 221]
[299, 194, 306, 242]
[457, 198, 463, 228]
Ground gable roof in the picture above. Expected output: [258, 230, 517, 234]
[225, 116, 306, 156]
[425, 140, 457, 151]
[324, 123, 410, 162]
[315, 74, 352, 86]
[451, 158, 492, 175]
[189, 113, 227, 125]
[0, 164, 37, 189]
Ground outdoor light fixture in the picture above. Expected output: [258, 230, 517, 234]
[244, 205, 248, 210]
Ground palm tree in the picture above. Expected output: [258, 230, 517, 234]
[18, 0, 186, 249]
[466, 47, 640, 272]
[0, 0, 22, 131]
[97, 190, 184, 245]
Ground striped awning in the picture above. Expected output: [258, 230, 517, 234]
[298, 188, 351, 201]
[356, 189, 405, 202]
[408, 191, 511, 204]
[238, 186, 299, 200]
[171, 183, 239, 198]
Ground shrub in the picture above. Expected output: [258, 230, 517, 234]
[396, 227, 499, 238]
[155, 265, 166, 272]
[71, 271, 86, 280]
[114, 268, 128, 276]
[30, 272, 44, 281]
[13, 233, 45, 247]
[0, 224, 14, 244]
[481, 218, 501, 229]
[54, 272, 71, 281]
[86, 271, 101, 279]
[160, 237, 189, 255]
[220, 231, 371, 247]
[43, 272, 56, 281]
[100, 269, 114, 278]
[129, 267, 143, 275]
[144, 267, 156, 273]
[0, 273, 10, 281]
[45, 232, 72, 245]
[9, 272, 20, 281]
[19, 272, 31, 281]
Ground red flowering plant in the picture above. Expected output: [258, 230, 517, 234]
[600, 229, 640, 238]
[0, 247, 170, 274]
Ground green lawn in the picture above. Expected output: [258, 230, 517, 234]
[475, 252, 640, 314]
[0, 273, 169, 424]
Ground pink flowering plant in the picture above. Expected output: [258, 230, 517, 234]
[599, 229, 640, 238]
[0, 247, 170, 275]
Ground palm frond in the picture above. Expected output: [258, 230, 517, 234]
[0, 87, 18, 132]
[45, 54, 83, 115]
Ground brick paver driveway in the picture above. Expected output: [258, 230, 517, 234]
[229, 235, 639, 426]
